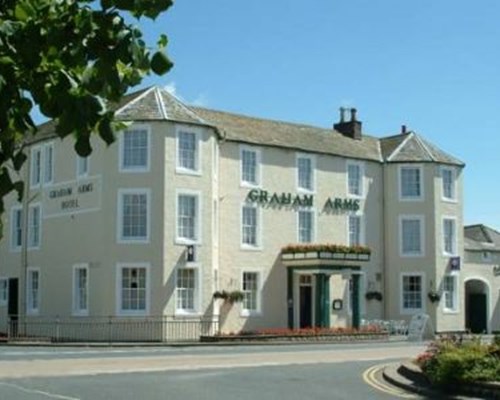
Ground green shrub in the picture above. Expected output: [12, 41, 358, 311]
[417, 339, 500, 385]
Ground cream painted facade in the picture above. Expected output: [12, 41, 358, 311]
[0, 86, 498, 339]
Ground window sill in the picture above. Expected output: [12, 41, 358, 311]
[71, 311, 89, 317]
[175, 238, 201, 246]
[175, 311, 201, 317]
[240, 311, 262, 318]
[399, 196, 424, 202]
[400, 308, 424, 316]
[400, 253, 425, 258]
[118, 238, 150, 245]
[176, 168, 202, 177]
[240, 182, 261, 189]
[443, 309, 459, 315]
[240, 245, 263, 252]
[117, 311, 149, 317]
[119, 167, 150, 173]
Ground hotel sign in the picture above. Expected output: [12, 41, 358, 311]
[43, 176, 101, 218]
[246, 189, 360, 212]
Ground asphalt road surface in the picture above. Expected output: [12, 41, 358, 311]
[0, 342, 426, 399]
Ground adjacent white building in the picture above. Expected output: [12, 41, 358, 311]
[0, 86, 498, 340]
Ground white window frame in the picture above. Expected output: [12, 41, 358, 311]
[176, 126, 202, 176]
[175, 265, 201, 316]
[240, 145, 262, 188]
[442, 273, 459, 313]
[347, 213, 365, 246]
[400, 272, 425, 315]
[296, 153, 316, 193]
[30, 146, 42, 188]
[398, 164, 424, 201]
[26, 267, 41, 315]
[346, 160, 364, 198]
[241, 270, 262, 317]
[43, 143, 54, 185]
[0, 278, 8, 306]
[442, 216, 457, 256]
[10, 205, 23, 252]
[441, 166, 457, 202]
[117, 188, 151, 244]
[119, 124, 151, 173]
[116, 263, 150, 316]
[297, 208, 316, 244]
[28, 203, 42, 250]
[76, 155, 90, 178]
[241, 203, 262, 250]
[175, 189, 202, 245]
[72, 264, 89, 316]
[399, 215, 425, 257]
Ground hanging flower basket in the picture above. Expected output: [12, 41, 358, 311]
[213, 290, 245, 304]
[428, 291, 441, 303]
[365, 291, 383, 301]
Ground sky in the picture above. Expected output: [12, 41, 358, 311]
[64, 1, 500, 229]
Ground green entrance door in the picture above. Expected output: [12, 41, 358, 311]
[467, 293, 487, 333]
[299, 286, 312, 328]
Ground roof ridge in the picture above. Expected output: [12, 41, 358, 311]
[154, 87, 168, 119]
[159, 87, 207, 125]
[190, 105, 321, 130]
[386, 132, 414, 162]
[413, 133, 437, 162]
[114, 86, 156, 116]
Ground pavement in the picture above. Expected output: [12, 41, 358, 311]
[383, 360, 500, 399]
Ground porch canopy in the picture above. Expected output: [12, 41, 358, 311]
[281, 244, 371, 330]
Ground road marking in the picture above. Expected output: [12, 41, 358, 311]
[0, 382, 80, 399]
[362, 364, 418, 399]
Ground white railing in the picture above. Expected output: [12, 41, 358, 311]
[7, 316, 219, 343]
[361, 319, 408, 335]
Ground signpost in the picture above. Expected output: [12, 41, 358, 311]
[407, 313, 431, 342]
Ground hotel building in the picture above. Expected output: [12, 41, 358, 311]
[0, 86, 498, 339]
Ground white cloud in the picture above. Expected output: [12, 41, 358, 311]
[164, 81, 209, 107]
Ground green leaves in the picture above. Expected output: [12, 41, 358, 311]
[151, 51, 173, 75]
[0, 0, 174, 239]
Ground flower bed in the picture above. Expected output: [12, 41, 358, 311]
[201, 326, 388, 343]
[415, 335, 500, 386]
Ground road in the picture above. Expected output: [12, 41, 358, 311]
[0, 342, 427, 399]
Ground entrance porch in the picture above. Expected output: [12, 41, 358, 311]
[281, 246, 371, 330]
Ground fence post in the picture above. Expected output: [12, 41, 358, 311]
[55, 316, 60, 343]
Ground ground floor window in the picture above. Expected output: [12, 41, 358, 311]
[73, 265, 89, 316]
[443, 275, 458, 312]
[0, 278, 7, 306]
[401, 273, 423, 314]
[176, 267, 198, 314]
[242, 271, 261, 315]
[27, 267, 40, 314]
[118, 265, 148, 315]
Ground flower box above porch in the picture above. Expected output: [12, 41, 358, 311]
[281, 243, 371, 266]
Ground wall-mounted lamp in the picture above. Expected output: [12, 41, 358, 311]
[186, 245, 195, 262]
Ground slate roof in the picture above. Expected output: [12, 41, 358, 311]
[31, 85, 464, 166]
[191, 106, 382, 162]
[380, 132, 464, 166]
[464, 224, 500, 251]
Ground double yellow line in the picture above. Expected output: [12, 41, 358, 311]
[362, 364, 418, 398]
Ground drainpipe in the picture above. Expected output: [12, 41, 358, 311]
[382, 164, 388, 320]
[20, 148, 31, 322]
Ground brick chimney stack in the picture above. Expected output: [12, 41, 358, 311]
[334, 107, 362, 140]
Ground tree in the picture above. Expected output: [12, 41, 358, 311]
[0, 0, 173, 236]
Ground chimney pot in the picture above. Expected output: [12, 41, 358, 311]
[350, 108, 357, 122]
[401, 125, 407, 134]
[339, 107, 346, 123]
